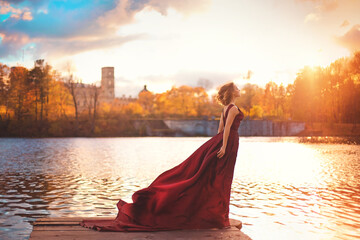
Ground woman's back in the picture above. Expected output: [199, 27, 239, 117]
[223, 104, 244, 131]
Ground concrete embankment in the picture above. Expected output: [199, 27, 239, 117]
[134, 119, 360, 137]
[299, 122, 360, 136]
[134, 119, 306, 137]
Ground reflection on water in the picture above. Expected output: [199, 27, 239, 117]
[0, 137, 359, 240]
[299, 136, 360, 145]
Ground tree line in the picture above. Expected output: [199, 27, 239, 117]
[0, 51, 359, 137]
[237, 51, 360, 125]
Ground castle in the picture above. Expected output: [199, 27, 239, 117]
[74, 67, 139, 112]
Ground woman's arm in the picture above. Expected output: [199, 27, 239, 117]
[217, 112, 224, 133]
[217, 107, 238, 158]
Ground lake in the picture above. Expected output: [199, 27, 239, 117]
[0, 137, 359, 240]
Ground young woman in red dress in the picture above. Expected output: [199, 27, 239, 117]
[80, 82, 244, 231]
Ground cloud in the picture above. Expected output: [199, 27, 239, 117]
[314, 0, 338, 12]
[21, 10, 32, 20]
[0, 1, 118, 39]
[340, 20, 350, 28]
[97, 0, 210, 29]
[0, 0, 210, 59]
[0, 0, 33, 20]
[96, 0, 137, 29]
[0, 31, 29, 58]
[304, 12, 320, 23]
[297, 0, 339, 23]
[335, 24, 360, 52]
[3, 0, 46, 6]
[296, 0, 339, 12]
[146, 0, 209, 16]
[35, 33, 147, 58]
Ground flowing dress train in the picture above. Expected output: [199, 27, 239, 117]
[80, 103, 244, 231]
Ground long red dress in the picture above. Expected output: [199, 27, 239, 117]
[80, 103, 244, 231]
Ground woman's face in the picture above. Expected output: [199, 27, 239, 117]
[233, 85, 241, 98]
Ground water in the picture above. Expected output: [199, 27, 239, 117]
[0, 137, 359, 240]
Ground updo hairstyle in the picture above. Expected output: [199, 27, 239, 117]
[216, 82, 236, 106]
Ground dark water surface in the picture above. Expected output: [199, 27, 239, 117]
[0, 137, 359, 240]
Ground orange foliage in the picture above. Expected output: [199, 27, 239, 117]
[151, 85, 210, 118]
[1, 51, 360, 136]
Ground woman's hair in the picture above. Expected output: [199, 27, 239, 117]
[216, 82, 236, 106]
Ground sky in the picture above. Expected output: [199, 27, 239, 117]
[1, 0, 360, 98]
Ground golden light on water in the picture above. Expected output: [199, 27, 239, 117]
[231, 138, 360, 240]
[237, 141, 323, 185]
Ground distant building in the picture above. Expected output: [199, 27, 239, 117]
[72, 66, 138, 112]
[71, 67, 114, 112]
[139, 85, 149, 94]
[100, 67, 115, 102]
[34, 59, 45, 69]
[115, 94, 137, 105]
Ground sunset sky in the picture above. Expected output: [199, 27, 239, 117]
[1, 0, 360, 97]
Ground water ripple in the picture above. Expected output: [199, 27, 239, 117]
[0, 137, 359, 239]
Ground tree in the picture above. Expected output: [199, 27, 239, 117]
[27, 59, 52, 122]
[88, 84, 100, 134]
[8, 66, 29, 121]
[0, 63, 10, 120]
[47, 70, 73, 120]
[237, 83, 260, 114]
[249, 105, 263, 119]
[138, 90, 155, 116]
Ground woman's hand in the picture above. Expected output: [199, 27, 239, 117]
[217, 145, 226, 158]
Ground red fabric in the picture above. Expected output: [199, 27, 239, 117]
[80, 104, 244, 231]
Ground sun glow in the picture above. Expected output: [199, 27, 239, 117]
[2, 0, 358, 98]
[238, 140, 323, 186]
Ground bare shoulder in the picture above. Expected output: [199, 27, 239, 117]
[228, 106, 240, 116]
[234, 105, 241, 113]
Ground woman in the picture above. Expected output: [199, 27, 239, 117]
[80, 82, 244, 231]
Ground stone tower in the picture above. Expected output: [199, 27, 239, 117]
[101, 67, 115, 101]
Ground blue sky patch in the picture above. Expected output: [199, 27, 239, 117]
[0, 13, 12, 22]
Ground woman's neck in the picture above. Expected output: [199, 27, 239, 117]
[227, 100, 235, 106]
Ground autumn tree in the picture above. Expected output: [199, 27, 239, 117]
[237, 83, 262, 115]
[27, 59, 52, 122]
[8, 66, 29, 121]
[289, 51, 360, 124]
[0, 63, 10, 120]
[88, 84, 100, 134]
[47, 70, 73, 120]
[138, 89, 155, 116]
[153, 85, 210, 118]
